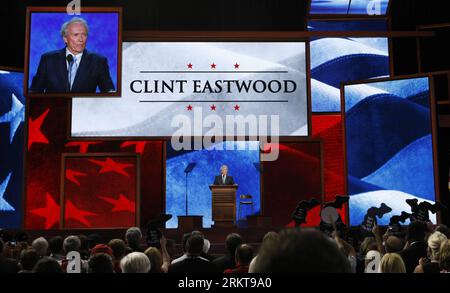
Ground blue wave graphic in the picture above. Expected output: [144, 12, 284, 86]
[310, 37, 389, 112]
[362, 135, 435, 201]
[311, 79, 341, 112]
[348, 175, 385, 195]
[407, 91, 430, 108]
[345, 78, 437, 226]
[346, 93, 431, 178]
[312, 54, 389, 88]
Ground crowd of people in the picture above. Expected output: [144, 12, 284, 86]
[1, 221, 450, 273]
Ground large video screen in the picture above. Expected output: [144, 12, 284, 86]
[308, 20, 390, 113]
[0, 69, 25, 228]
[26, 9, 121, 96]
[166, 141, 261, 228]
[71, 42, 308, 137]
[344, 77, 438, 226]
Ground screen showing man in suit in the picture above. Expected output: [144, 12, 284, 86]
[213, 165, 235, 186]
[29, 17, 115, 94]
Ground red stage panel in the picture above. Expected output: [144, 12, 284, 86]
[25, 99, 164, 229]
[61, 154, 139, 229]
[312, 114, 347, 222]
[262, 141, 323, 227]
[25, 100, 69, 229]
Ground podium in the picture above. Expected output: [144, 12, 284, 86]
[209, 185, 238, 227]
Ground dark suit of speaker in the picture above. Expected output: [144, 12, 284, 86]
[213, 175, 235, 186]
[30, 48, 115, 94]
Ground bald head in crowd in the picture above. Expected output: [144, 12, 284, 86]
[384, 236, 404, 253]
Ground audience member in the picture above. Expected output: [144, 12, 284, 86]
[252, 229, 351, 273]
[249, 232, 279, 273]
[33, 257, 64, 273]
[171, 232, 194, 264]
[379, 253, 406, 273]
[19, 248, 39, 273]
[439, 239, 450, 273]
[31, 237, 48, 258]
[385, 236, 404, 253]
[224, 244, 253, 273]
[399, 221, 428, 273]
[169, 234, 219, 273]
[0, 239, 20, 273]
[88, 253, 114, 273]
[212, 233, 242, 272]
[78, 234, 90, 260]
[414, 231, 447, 273]
[60, 235, 87, 273]
[125, 227, 143, 252]
[120, 252, 151, 273]
[48, 236, 65, 261]
[108, 239, 127, 273]
[436, 224, 450, 239]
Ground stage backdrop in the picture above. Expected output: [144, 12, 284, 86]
[0, 69, 25, 228]
[263, 141, 323, 227]
[166, 141, 261, 228]
[344, 77, 438, 225]
[71, 42, 308, 137]
[308, 20, 390, 112]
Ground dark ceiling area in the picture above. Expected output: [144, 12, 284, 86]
[0, 0, 449, 70]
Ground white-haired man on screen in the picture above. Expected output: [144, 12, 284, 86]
[30, 17, 115, 94]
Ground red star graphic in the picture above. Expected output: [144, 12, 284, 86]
[88, 158, 133, 177]
[210, 63, 217, 69]
[65, 141, 102, 154]
[187, 105, 193, 111]
[210, 104, 217, 111]
[66, 169, 88, 186]
[187, 63, 193, 69]
[65, 200, 97, 227]
[28, 108, 50, 150]
[99, 194, 135, 213]
[120, 141, 149, 155]
[234, 104, 240, 111]
[234, 63, 240, 69]
[29, 193, 60, 229]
